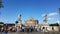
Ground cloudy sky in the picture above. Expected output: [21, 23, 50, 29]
[0, 0, 60, 24]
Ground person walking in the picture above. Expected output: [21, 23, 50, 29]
[2, 27, 8, 34]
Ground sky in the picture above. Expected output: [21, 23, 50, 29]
[0, 0, 60, 24]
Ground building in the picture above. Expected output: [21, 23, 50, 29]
[0, 22, 4, 26]
[24, 17, 39, 27]
[0, 22, 4, 32]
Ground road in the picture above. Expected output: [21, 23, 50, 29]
[0, 32, 60, 34]
[7, 32, 45, 34]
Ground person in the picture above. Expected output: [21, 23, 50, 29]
[1, 27, 4, 32]
[27, 28, 29, 33]
[30, 26, 33, 32]
[22, 26, 25, 32]
[2, 29, 7, 34]
[2, 27, 8, 34]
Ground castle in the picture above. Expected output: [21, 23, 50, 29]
[15, 13, 60, 32]
[0, 13, 60, 32]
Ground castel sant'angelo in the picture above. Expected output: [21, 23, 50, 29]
[0, 13, 60, 32]
[15, 13, 60, 32]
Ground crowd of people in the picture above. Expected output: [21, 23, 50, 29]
[0, 26, 40, 33]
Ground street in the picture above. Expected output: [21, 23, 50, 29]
[0, 32, 60, 34]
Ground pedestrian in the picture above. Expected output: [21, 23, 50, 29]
[27, 28, 29, 33]
[2, 27, 8, 34]
[2, 30, 8, 34]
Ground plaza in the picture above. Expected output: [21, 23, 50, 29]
[0, 32, 60, 34]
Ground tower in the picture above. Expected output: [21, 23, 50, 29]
[16, 13, 22, 27]
[18, 13, 22, 24]
[42, 14, 49, 32]
[15, 13, 22, 32]
[43, 14, 47, 24]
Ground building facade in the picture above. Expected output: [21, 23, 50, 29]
[24, 17, 39, 27]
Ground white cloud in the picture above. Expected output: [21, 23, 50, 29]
[42, 14, 46, 17]
[47, 18, 54, 20]
[48, 12, 58, 16]
[57, 21, 60, 23]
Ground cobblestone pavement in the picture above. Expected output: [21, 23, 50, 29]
[0, 32, 60, 34]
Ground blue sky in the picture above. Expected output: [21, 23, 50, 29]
[0, 0, 60, 24]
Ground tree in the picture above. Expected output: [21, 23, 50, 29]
[49, 23, 59, 26]
[59, 8, 60, 14]
[0, 0, 4, 8]
[0, 22, 4, 24]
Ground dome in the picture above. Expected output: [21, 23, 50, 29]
[28, 17, 34, 20]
